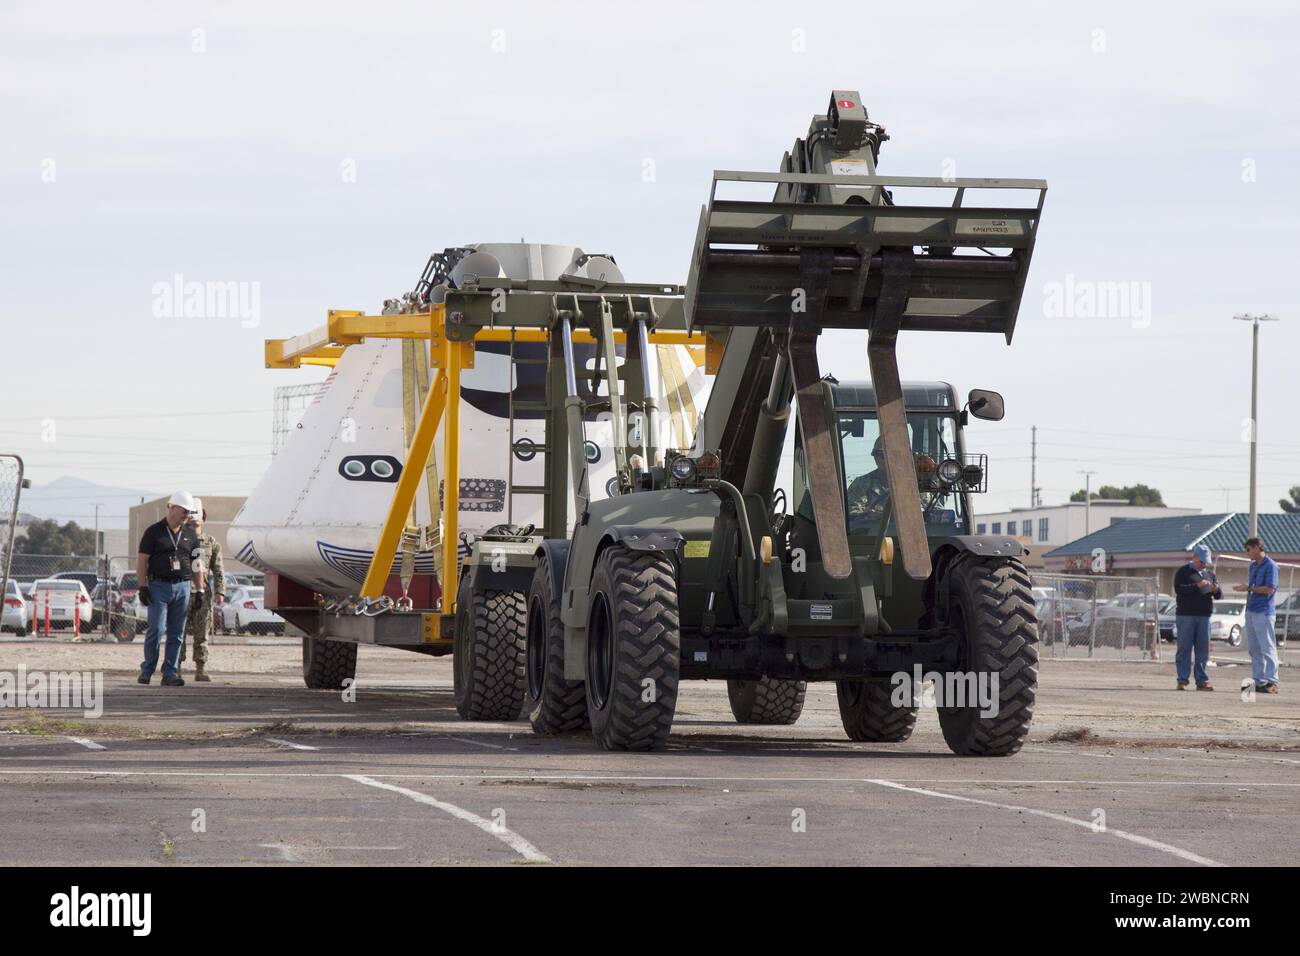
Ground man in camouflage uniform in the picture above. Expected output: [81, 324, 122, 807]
[182, 504, 224, 682]
[846, 438, 891, 519]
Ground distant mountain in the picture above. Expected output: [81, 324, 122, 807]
[15, 476, 160, 530]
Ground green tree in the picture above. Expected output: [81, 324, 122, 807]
[15, 519, 97, 555]
[1069, 483, 1165, 507]
[1281, 486, 1300, 514]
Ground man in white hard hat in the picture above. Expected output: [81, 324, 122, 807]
[135, 491, 205, 686]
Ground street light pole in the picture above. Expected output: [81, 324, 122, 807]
[1234, 313, 1280, 539]
[1078, 470, 1097, 535]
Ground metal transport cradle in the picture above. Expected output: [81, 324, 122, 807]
[258, 90, 1047, 756]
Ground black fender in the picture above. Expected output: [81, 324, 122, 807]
[597, 525, 684, 561]
[535, 539, 571, 595]
[926, 535, 1028, 621]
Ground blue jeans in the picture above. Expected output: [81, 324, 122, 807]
[142, 580, 189, 679]
[1244, 611, 1280, 687]
[1175, 615, 1210, 686]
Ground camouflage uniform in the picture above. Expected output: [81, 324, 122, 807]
[183, 533, 224, 667]
[846, 469, 890, 517]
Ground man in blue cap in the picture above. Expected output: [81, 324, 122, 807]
[1172, 543, 1221, 690]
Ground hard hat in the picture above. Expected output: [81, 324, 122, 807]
[191, 496, 204, 518]
[168, 490, 197, 512]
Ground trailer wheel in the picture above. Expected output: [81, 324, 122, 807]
[936, 554, 1039, 757]
[585, 546, 679, 751]
[836, 679, 918, 742]
[453, 578, 527, 721]
[525, 559, 589, 735]
[727, 677, 806, 725]
[302, 636, 357, 690]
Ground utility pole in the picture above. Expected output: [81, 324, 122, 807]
[1030, 425, 1037, 508]
[1078, 470, 1097, 535]
[1234, 313, 1279, 539]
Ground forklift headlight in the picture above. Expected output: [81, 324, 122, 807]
[670, 456, 698, 484]
[937, 458, 963, 485]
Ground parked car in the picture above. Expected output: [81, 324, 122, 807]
[218, 586, 284, 635]
[87, 581, 122, 628]
[27, 579, 93, 631]
[1068, 594, 1170, 647]
[51, 571, 104, 594]
[1274, 590, 1298, 647]
[1035, 595, 1089, 645]
[1159, 598, 1251, 647]
[1208, 600, 1248, 647]
[2, 579, 29, 636]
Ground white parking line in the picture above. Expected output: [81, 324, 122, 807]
[265, 738, 320, 751]
[65, 737, 106, 751]
[446, 735, 518, 752]
[345, 774, 550, 864]
[866, 778, 1224, 867]
[258, 843, 302, 863]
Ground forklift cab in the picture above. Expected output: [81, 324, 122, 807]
[792, 380, 978, 541]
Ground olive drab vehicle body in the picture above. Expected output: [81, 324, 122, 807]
[452, 90, 1047, 755]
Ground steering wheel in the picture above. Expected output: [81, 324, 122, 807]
[771, 487, 787, 520]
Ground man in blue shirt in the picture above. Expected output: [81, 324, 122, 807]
[1172, 544, 1221, 690]
[1234, 537, 1280, 694]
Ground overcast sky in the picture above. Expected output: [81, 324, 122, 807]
[2, 0, 1297, 525]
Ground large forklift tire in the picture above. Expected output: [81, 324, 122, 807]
[302, 636, 357, 690]
[836, 679, 918, 742]
[453, 577, 527, 721]
[936, 554, 1038, 757]
[525, 559, 589, 735]
[727, 677, 806, 725]
[585, 546, 680, 751]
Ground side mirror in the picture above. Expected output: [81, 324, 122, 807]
[967, 388, 1005, 422]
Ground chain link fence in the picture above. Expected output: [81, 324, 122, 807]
[0, 455, 24, 602]
[1031, 573, 1164, 661]
[4, 553, 143, 642]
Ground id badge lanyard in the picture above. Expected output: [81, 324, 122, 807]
[167, 526, 184, 572]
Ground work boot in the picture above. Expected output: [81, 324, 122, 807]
[1196, 683, 1214, 691]
[1176, 681, 1188, 690]
[161, 674, 185, 687]
[194, 664, 211, 683]
[138, 671, 151, 685]
[1262, 683, 1279, 695]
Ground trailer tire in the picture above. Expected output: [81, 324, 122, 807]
[936, 554, 1039, 757]
[727, 677, 806, 725]
[302, 636, 357, 690]
[836, 679, 918, 742]
[585, 546, 679, 751]
[526, 559, 589, 735]
[453, 578, 527, 721]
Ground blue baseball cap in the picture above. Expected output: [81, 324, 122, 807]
[1193, 544, 1212, 565]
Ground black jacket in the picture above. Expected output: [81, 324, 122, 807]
[1173, 562, 1220, 616]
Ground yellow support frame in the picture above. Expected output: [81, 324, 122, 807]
[268, 303, 709, 632]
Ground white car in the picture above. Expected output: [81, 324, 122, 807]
[1209, 600, 1247, 647]
[3, 580, 29, 635]
[218, 586, 285, 635]
[27, 579, 93, 632]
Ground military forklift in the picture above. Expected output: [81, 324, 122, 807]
[452, 90, 1046, 756]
